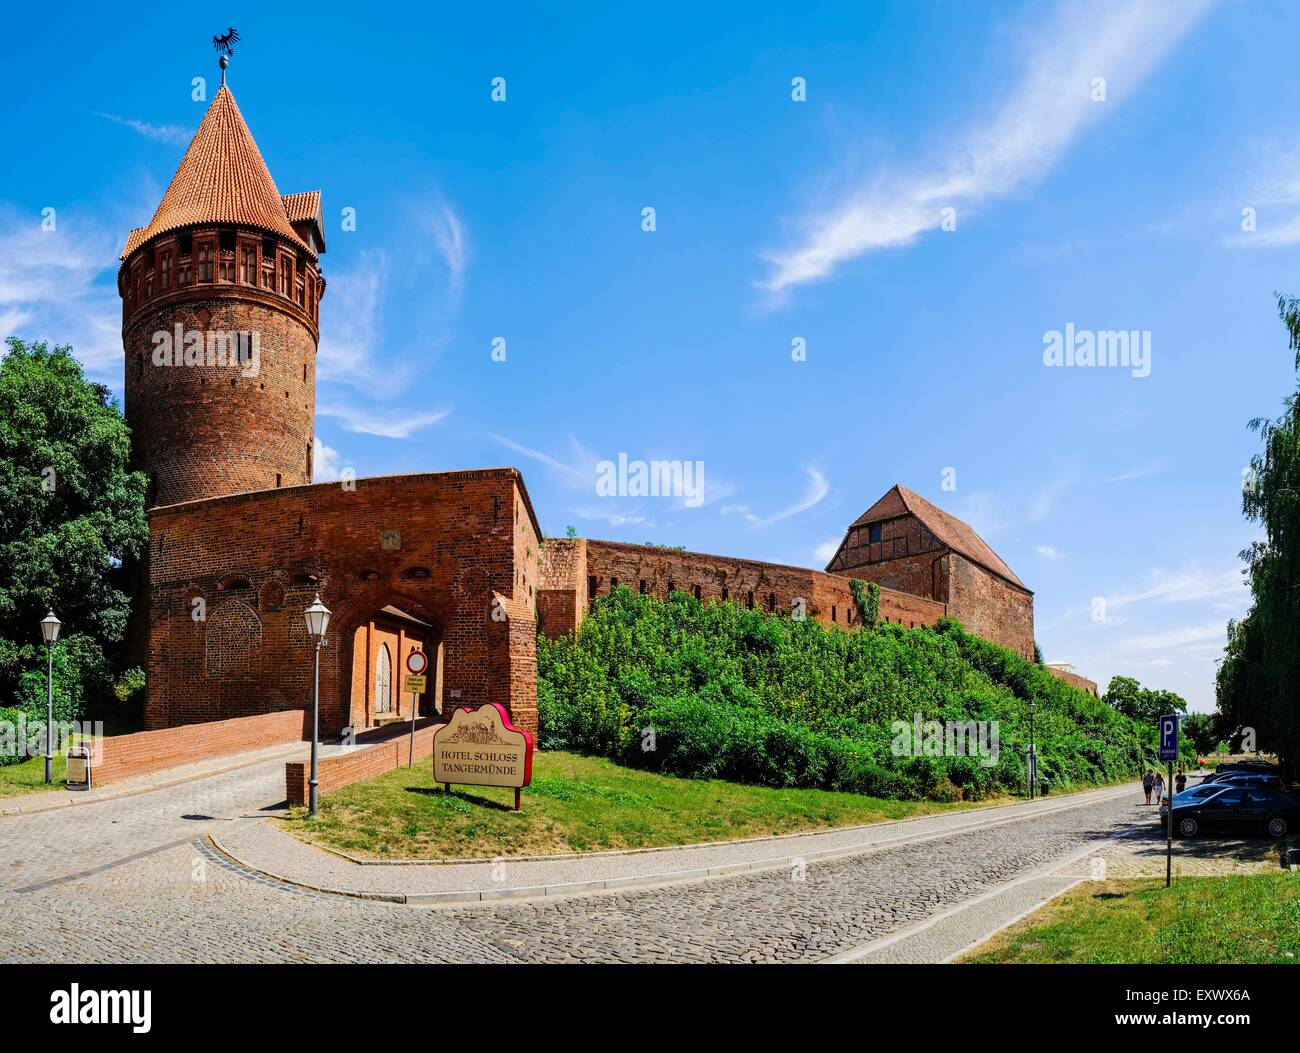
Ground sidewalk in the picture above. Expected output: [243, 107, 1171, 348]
[211, 782, 1136, 905]
[0, 740, 310, 816]
[0, 718, 438, 818]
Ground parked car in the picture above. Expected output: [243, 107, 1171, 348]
[1214, 773, 1286, 791]
[1169, 786, 1300, 839]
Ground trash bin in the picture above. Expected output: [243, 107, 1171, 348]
[1039, 777, 1051, 796]
[65, 745, 91, 791]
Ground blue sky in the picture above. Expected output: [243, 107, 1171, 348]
[4, 0, 1298, 710]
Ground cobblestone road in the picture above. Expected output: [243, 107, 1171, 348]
[0, 757, 1147, 963]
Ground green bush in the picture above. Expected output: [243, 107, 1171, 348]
[538, 588, 1155, 800]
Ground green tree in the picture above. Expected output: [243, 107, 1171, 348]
[1103, 675, 1187, 725]
[1216, 290, 1300, 779]
[1181, 712, 1220, 756]
[0, 339, 148, 736]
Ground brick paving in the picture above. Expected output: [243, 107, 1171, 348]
[0, 759, 1190, 964]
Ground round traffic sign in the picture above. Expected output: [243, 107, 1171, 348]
[405, 649, 429, 676]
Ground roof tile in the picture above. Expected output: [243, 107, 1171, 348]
[120, 85, 312, 259]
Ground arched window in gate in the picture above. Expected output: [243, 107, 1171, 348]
[374, 644, 392, 714]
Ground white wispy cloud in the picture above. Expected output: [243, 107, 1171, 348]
[317, 401, 448, 438]
[0, 209, 122, 377]
[759, 0, 1213, 295]
[1229, 139, 1300, 248]
[312, 437, 347, 482]
[488, 433, 589, 482]
[721, 467, 830, 528]
[95, 112, 193, 147]
[1105, 462, 1165, 483]
[418, 197, 468, 286]
[1035, 544, 1062, 559]
[316, 249, 408, 394]
[813, 536, 842, 564]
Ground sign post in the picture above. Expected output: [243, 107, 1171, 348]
[404, 650, 429, 770]
[431, 703, 533, 810]
[1158, 713, 1179, 888]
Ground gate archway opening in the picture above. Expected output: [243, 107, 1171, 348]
[346, 604, 443, 730]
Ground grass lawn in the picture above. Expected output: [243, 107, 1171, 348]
[962, 874, 1300, 964]
[277, 749, 1015, 859]
[0, 752, 67, 797]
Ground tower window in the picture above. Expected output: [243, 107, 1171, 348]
[868, 524, 882, 544]
[219, 229, 235, 252]
[197, 242, 213, 282]
[240, 244, 255, 284]
[178, 234, 192, 256]
[159, 252, 171, 291]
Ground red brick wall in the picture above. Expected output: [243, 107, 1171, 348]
[945, 552, 1035, 659]
[1046, 666, 1099, 696]
[145, 469, 541, 738]
[285, 719, 439, 806]
[549, 539, 946, 634]
[92, 710, 305, 785]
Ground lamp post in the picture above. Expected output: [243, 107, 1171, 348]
[40, 611, 61, 784]
[1027, 698, 1036, 800]
[303, 594, 330, 817]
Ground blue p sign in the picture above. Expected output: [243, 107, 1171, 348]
[1158, 714, 1178, 762]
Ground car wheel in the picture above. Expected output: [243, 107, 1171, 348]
[1268, 817, 1287, 838]
[1178, 817, 1198, 837]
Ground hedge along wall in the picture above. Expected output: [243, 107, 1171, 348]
[284, 719, 441, 807]
[92, 709, 307, 785]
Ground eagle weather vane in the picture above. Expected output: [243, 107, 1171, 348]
[212, 27, 240, 83]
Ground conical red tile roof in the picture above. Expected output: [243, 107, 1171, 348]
[120, 85, 312, 259]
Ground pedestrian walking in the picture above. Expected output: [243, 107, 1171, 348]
[1175, 771, 1187, 794]
[1143, 769, 1155, 804]
[1154, 771, 1166, 805]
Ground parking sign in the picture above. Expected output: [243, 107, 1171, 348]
[1158, 714, 1178, 762]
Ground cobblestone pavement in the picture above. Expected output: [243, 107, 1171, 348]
[0, 759, 1149, 963]
[445, 794, 1147, 963]
[1058, 806, 1288, 879]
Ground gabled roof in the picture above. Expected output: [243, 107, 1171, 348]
[836, 483, 1029, 592]
[281, 190, 321, 224]
[119, 85, 314, 260]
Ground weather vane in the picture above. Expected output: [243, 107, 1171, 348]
[212, 27, 240, 84]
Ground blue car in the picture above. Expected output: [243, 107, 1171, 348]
[1167, 785, 1300, 839]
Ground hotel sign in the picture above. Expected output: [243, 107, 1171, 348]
[432, 703, 534, 807]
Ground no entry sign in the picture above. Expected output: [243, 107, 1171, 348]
[405, 650, 428, 676]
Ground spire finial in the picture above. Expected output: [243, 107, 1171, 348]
[212, 27, 240, 87]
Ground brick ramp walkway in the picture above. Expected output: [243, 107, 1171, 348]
[213, 783, 1136, 903]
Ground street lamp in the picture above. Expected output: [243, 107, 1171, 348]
[40, 611, 61, 784]
[1027, 698, 1036, 800]
[302, 594, 330, 817]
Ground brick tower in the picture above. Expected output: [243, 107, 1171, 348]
[118, 77, 326, 507]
